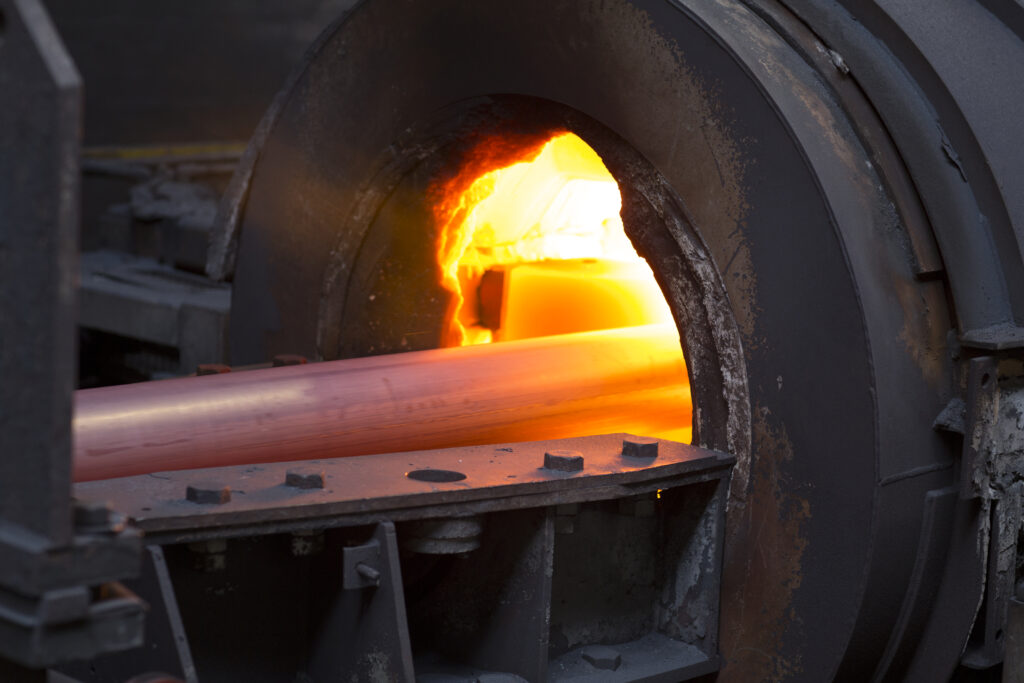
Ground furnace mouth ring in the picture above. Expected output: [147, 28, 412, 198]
[314, 95, 750, 469]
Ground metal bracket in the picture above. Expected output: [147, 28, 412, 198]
[342, 538, 382, 589]
[960, 356, 1024, 500]
[955, 356, 1024, 669]
[307, 522, 414, 680]
[0, 0, 144, 669]
[961, 356, 1000, 500]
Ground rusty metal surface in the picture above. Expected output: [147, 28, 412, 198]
[192, 0, 1024, 677]
[72, 436, 731, 682]
[206, 0, 965, 678]
[74, 434, 732, 541]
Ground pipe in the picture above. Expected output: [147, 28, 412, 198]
[73, 324, 690, 481]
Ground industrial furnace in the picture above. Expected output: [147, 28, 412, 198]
[2, 1, 1024, 681]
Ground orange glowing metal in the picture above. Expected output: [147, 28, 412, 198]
[432, 131, 691, 444]
[434, 132, 675, 346]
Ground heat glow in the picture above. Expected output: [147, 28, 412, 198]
[433, 132, 675, 346]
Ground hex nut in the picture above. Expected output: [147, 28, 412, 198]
[581, 644, 622, 671]
[196, 363, 231, 376]
[186, 482, 231, 504]
[623, 437, 659, 459]
[544, 450, 584, 472]
[74, 500, 118, 532]
[272, 354, 308, 367]
[285, 469, 325, 489]
[402, 517, 484, 555]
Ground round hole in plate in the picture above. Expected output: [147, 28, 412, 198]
[407, 468, 466, 483]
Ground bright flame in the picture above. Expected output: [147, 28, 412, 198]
[434, 132, 674, 346]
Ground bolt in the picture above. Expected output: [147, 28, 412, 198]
[273, 354, 308, 367]
[623, 437, 659, 459]
[73, 499, 122, 533]
[186, 482, 231, 504]
[356, 563, 381, 585]
[402, 517, 484, 555]
[827, 48, 850, 75]
[543, 450, 584, 472]
[196, 363, 231, 376]
[285, 468, 325, 489]
[581, 644, 622, 671]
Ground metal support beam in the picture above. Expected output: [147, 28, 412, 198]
[0, 0, 144, 670]
[0, 0, 80, 547]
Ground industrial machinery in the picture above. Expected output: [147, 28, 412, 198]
[3, 0, 1024, 681]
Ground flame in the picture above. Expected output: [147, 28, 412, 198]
[434, 132, 674, 346]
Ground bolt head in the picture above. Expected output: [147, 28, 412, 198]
[623, 437, 659, 459]
[273, 354, 308, 367]
[285, 469, 325, 489]
[581, 645, 622, 671]
[196, 363, 231, 376]
[186, 482, 231, 504]
[544, 450, 584, 472]
[74, 499, 111, 526]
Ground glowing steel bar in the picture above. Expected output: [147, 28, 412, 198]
[73, 324, 690, 482]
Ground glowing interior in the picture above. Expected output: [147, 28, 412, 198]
[433, 132, 691, 443]
[435, 132, 676, 345]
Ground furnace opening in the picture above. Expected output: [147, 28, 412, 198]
[431, 132, 691, 443]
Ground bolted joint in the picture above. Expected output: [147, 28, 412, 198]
[285, 468, 325, 490]
[622, 437, 659, 459]
[73, 499, 124, 534]
[272, 354, 308, 367]
[581, 644, 622, 671]
[186, 482, 231, 505]
[343, 540, 382, 589]
[196, 363, 231, 376]
[544, 450, 584, 472]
